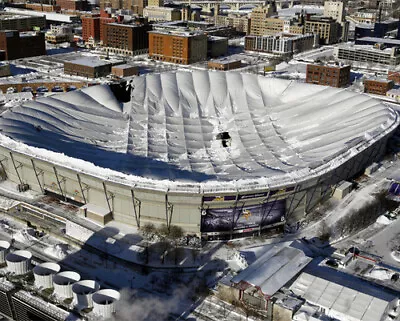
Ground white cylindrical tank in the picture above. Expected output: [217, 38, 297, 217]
[53, 271, 81, 299]
[6, 250, 32, 275]
[33, 262, 61, 289]
[93, 289, 120, 319]
[0, 241, 10, 264]
[72, 280, 100, 308]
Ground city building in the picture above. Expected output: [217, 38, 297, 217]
[249, 3, 278, 36]
[245, 33, 317, 55]
[56, 0, 89, 11]
[25, 3, 61, 12]
[355, 37, 400, 48]
[355, 19, 400, 39]
[386, 88, 400, 100]
[143, 6, 181, 22]
[64, 57, 112, 78]
[111, 64, 138, 77]
[0, 13, 46, 31]
[364, 78, 394, 95]
[149, 30, 207, 64]
[0, 63, 11, 77]
[305, 16, 339, 44]
[208, 58, 242, 70]
[103, 23, 151, 55]
[323, 0, 345, 22]
[388, 70, 400, 84]
[148, 0, 163, 6]
[351, 9, 377, 24]
[81, 15, 100, 42]
[213, 13, 251, 34]
[207, 36, 228, 57]
[100, 0, 147, 15]
[45, 24, 73, 44]
[0, 30, 46, 60]
[334, 44, 400, 66]
[306, 63, 351, 88]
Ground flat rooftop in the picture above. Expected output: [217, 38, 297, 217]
[66, 57, 112, 67]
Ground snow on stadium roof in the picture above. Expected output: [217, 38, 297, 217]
[0, 71, 398, 191]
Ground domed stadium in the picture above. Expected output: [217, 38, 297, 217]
[0, 70, 397, 239]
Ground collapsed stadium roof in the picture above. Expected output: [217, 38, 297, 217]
[0, 71, 398, 192]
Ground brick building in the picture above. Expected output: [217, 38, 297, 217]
[388, 70, 400, 84]
[25, 3, 61, 12]
[82, 15, 100, 42]
[99, 0, 147, 14]
[208, 58, 241, 70]
[112, 64, 138, 77]
[364, 79, 394, 95]
[64, 57, 112, 78]
[0, 31, 46, 60]
[103, 23, 151, 55]
[306, 64, 351, 88]
[56, 0, 89, 10]
[148, 30, 207, 64]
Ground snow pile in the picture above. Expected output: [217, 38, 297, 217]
[367, 267, 392, 281]
[376, 215, 391, 225]
[43, 244, 71, 260]
[391, 251, 400, 262]
[13, 228, 36, 244]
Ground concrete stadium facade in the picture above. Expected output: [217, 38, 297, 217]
[0, 71, 398, 239]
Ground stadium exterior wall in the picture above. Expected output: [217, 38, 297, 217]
[0, 128, 394, 238]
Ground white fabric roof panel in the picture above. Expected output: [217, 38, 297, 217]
[290, 273, 396, 321]
[231, 246, 312, 297]
[0, 71, 398, 189]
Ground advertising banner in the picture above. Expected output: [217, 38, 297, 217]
[201, 199, 285, 233]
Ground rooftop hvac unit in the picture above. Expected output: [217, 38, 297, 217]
[53, 271, 81, 299]
[6, 250, 32, 275]
[0, 241, 10, 264]
[92, 289, 120, 319]
[72, 280, 100, 309]
[33, 262, 61, 289]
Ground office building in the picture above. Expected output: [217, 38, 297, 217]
[245, 33, 317, 55]
[0, 13, 46, 31]
[148, 0, 163, 6]
[0, 30, 46, 60]
[143, 6, 181, 22]
[305, 16, 339, 44]
[82, 15, 100, 42]
[306, 63, 351, 88]
[364, 78, 394, 95]
[56, 0, 89, 10]
[45, 24, 73, 44]
[334, 44, 400, 65]
[103, 23, 151, 55]
[324, 0, 345, 22]
[249, 3, 278, 36]
[214, 13, 251, 34]
[207, 36, 228, 57]
[64, 57, 112, 78]
[148, 29, 207, 64]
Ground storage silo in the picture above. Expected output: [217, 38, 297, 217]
[0, 241, 10, 264]
[72, 280, 100, 308]
[6, 250, 32, 275]
[53, 271, 81, 299]
[33, 262, 61, 289]
[92, 289, 120, 319]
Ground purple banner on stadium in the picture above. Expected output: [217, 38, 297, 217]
[201, 199, 285, 233]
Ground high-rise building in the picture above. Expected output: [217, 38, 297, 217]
[324, 1, 345, 22]
[0, 30, 46, 60]
[305, 17, 339, 44]
[148, 30, 207, 64]
[249, 3, 278, 35]
[82, 15, 100, 42]
[103, 23, 151, 55]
